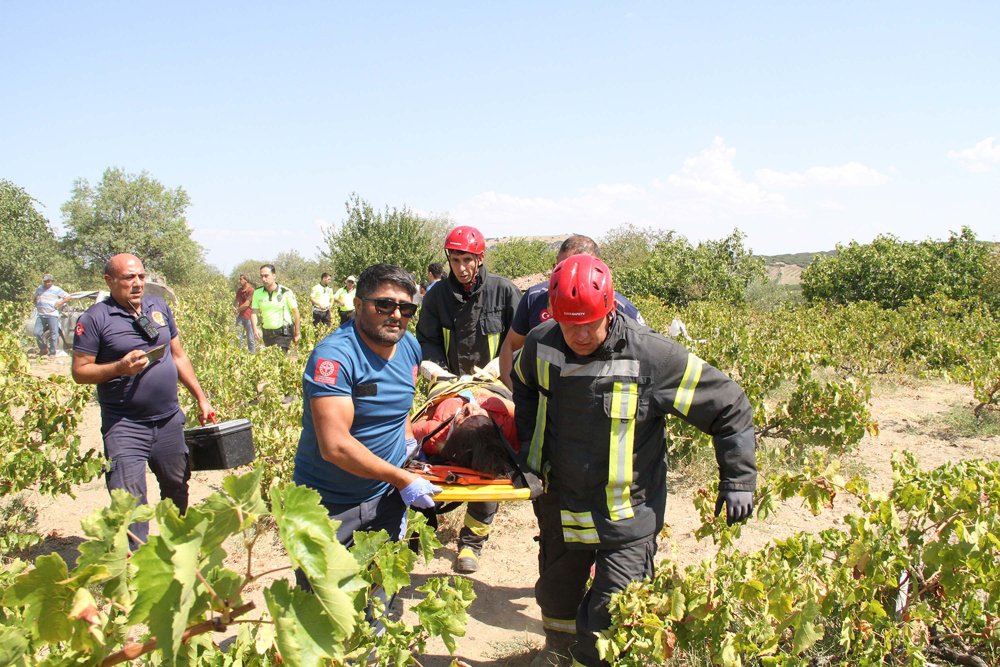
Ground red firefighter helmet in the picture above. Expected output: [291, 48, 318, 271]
[444, 225, 486, 255]
[548, 254, 614, 324]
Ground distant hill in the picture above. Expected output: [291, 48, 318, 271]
[755, 250, 837, 266]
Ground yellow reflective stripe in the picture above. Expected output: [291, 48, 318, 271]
[572, 660, 587, 667]
[442, 328, 451, 358]
[488, 332, 500, 359]
[673, 353, 704, 416]
[458, 547, 479, 561]
[560, 510, 595, 527]
[537, 357, 550, 391]
[607, 382, 636, 521]
[563, 527, 600, 544]
[528, 359, 551, 472]
[541, 615, 577, 633]
[463, 513, 492, 536]
[513, 348, 527, 384]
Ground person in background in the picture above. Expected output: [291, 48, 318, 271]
[416, 224, 521, 574]
[499, 234, 644, 390]
[334, 275, 357, 325]
[34, 272, 71, 357]
[425, 262, 445, 293]
[72, 253, 214, 551]
[251, 264, 300, 351]
[234, 273, 256, 353]
[513, 255, 756, 667]
[310, 272, 335, 327]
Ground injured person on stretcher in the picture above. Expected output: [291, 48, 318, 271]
[410, 360, 520, 480]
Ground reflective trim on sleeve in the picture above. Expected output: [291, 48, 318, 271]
[562, 358, 641, 378]
[528, 358, 551, 472]
[441, 328, 451, 358]
[560, 509, 600, 544]
[488, 332, 500, 359]
[672, 353, 704, 417]
[607, 381, 636, 521]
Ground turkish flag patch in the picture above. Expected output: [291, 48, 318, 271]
[314, 358, 340, 385]
[540, 309, 552, 322]
[75, 322, 85, 336]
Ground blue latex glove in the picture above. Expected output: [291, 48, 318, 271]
[715, 490, 754, 525]
[400, 478, 441, 509]
[404, 437, 420, 461]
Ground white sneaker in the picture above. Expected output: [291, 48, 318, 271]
[55, 350, 69, 357]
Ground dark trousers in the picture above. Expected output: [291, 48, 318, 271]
[457, 501, 498, 556]
[535, 491, 656, 667]
[294, 489, 407, 632]
[102, 410, 190, 551]
[338, 310, 355, 325]
[262, 327, 292, 351]
[312, 309, 331, 326]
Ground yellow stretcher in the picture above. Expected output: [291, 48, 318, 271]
[433, 483, 533, 502]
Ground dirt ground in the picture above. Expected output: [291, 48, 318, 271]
[21, 357, 1000, 666]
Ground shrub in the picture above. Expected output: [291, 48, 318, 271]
[486, 238, 557, 279]
[801, 227, 993, 309]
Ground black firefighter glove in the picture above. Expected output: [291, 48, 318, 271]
[715, 489, 754, 525]
[515, 470, 544, 500]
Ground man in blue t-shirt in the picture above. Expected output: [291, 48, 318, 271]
[293, 263, 439, 554]
[72, 254, 214, 550]
[499, 234, 645, 390]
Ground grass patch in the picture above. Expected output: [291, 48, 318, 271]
[928, 405, 1000, 439]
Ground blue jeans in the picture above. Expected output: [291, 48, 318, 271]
[236, 317, 256, 353]
[34, 314, 60, 355]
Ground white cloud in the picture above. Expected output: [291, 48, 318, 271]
[756, 162, 889, 188]
[948, 137, 1000, 173]
[661, 137, 786, 210]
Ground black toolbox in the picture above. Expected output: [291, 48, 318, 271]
[185, 419, 255, 471]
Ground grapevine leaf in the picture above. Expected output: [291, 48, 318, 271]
[222, 465, 267, 524]
[790, 598, 824, 654]
[0, 626, 29, 665]
[76, 490, 150, 603]
[372, 541, 416, 597]
[351, 529, 390, 568]
[264, 579, 347, 667]
[413, 576, 475, 654]
[3, 553, 73, 642]
[128, 503, 207, 663]
[271, 483, 358, 638]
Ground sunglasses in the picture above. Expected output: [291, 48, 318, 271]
[361, 297, 418, 318]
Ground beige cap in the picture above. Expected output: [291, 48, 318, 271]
[346, 275, 357, 283]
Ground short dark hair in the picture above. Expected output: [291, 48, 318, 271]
[428, 262, 445, 279]
[260, 264, 276, 274]
[558, 234, 600, 260]
[356, 264, 417, 300]
[321, 272, 331, 280]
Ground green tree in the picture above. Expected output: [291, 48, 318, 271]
[486, 238, 557, 279]
[0, 180, 70, 301]
[599, 224, 661, 273]
[230, 251, 326, 297]
[61, 168, 208, 286]
[613, 229, 764, 306]
[802, 227, 992, 308]
[321, 193, 447, 282]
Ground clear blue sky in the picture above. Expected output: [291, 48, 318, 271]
[3, 2, 998, 272]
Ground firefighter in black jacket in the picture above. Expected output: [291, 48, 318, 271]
[512, 255, 756, 667]
[416, 225, 521, 573]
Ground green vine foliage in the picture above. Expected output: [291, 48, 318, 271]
[0, 467, 474, 666]
[0, 301, 104, 555]
[600, 454, 1000, 666]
